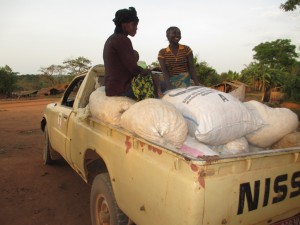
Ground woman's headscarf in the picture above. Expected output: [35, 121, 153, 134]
[113, 7, 139, 33]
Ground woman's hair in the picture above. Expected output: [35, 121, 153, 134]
[166, 26, 180, 35]
[113, 7, 139, 33]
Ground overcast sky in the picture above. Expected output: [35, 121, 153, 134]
[1, 0, 299, 75]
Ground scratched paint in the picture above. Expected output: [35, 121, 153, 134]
[140, 141, 145, 151]
[125, 136, 132, 154]
[190, 164, 205, 188]
[148, 146, 162, 155]
[190, 164, 199, 172]
[198, 176, 205, 188]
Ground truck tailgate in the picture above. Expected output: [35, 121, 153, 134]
[202, 150, 300, 225]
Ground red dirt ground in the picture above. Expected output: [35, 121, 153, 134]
[281, 102, 300, 109]
[0, 98, 91, 225]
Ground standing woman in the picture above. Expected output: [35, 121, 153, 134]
[103, 7, 155, 99]
[158, 26, 200, 91]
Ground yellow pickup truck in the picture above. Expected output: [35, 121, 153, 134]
[41, 65, 300, 225]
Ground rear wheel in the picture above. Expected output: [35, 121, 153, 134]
[90, 173, 128, 225]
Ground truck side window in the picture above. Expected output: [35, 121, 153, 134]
[61, 77, 84, 108]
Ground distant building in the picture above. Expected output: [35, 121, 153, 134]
[211, 80, 250, 101]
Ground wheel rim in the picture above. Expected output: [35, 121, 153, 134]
[96, 194, 110, 225]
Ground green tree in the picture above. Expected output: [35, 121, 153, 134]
[39, 65, 57, 86]
[40, 64, 67, 76]
[219, 70, 240, 82]
[63, 56, 92, 75]
[241, 63, 262, 91]
[241, 62, 286, 92]
[16, 74, 43, 91]
[39, 64, 69, 87]
[282, 62, 300, 101]
[249, 39, 298, 101]
[253, 39, 297, 69]
[55, 65, 66, 75]
[194, 60, 220, 86]
[150, 61, 160, 68]
[0, 65, 18, 96]
[280, 0, 300, 11]
[39, 65, 56, 76]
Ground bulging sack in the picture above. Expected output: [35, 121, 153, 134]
[163, 86, 263, 145]
[271, 132, 300, 149]
[120, 98, 188, 148]
[244, 100, 298, 148]
[211, 137, 249, 155]
[75, 104, 91, 121]
[89, 87, 135, 126]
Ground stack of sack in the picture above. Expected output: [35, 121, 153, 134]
[88, 85, 299, 156]
[163, 86, 299, 155]
[88, 87, 188, 148]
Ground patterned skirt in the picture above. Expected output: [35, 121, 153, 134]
[131, 74, 155, 101]
[169, 72, 192, 89]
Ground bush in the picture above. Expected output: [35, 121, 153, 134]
[282, 73, 300, 101]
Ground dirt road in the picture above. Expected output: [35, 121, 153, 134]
[0, 98, 91, 225]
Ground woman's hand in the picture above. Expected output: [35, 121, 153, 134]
[157, 90, 164, 98]
[164, 80, 172, 91]
[194, 80, 200, 86]
[193, 79, 204, 87]
[140, 68, 151, 76]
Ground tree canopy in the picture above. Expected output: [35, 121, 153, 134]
[194, 60, 220, 86]
[240, 39, 300, 101]
[219, 70, 240, 82]
[40, 56, 92, 77]
[252, 39, 297, 69]
[63, 56, 92, 75]
[280, 0, 300, 11]
[0, 65, 18, 96]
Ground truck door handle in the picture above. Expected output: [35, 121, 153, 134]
[63, 115, 68, 119]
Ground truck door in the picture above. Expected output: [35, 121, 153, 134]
[49, 77, 83, 158]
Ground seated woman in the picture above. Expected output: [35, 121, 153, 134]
[103, 7, 158, 100]
[158, 26, 200, 91]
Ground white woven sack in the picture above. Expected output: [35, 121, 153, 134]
[163, 86, 263, 145]
[211, 137, 249, 155]
[120, 99, 188, 148]
[89, 87, 135, 126]
[244, 100, 298, 148]
[75, 104, 91, 122]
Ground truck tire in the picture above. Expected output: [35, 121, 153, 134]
[43, 125, 54, 165]
[90, 173, 128, 225]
